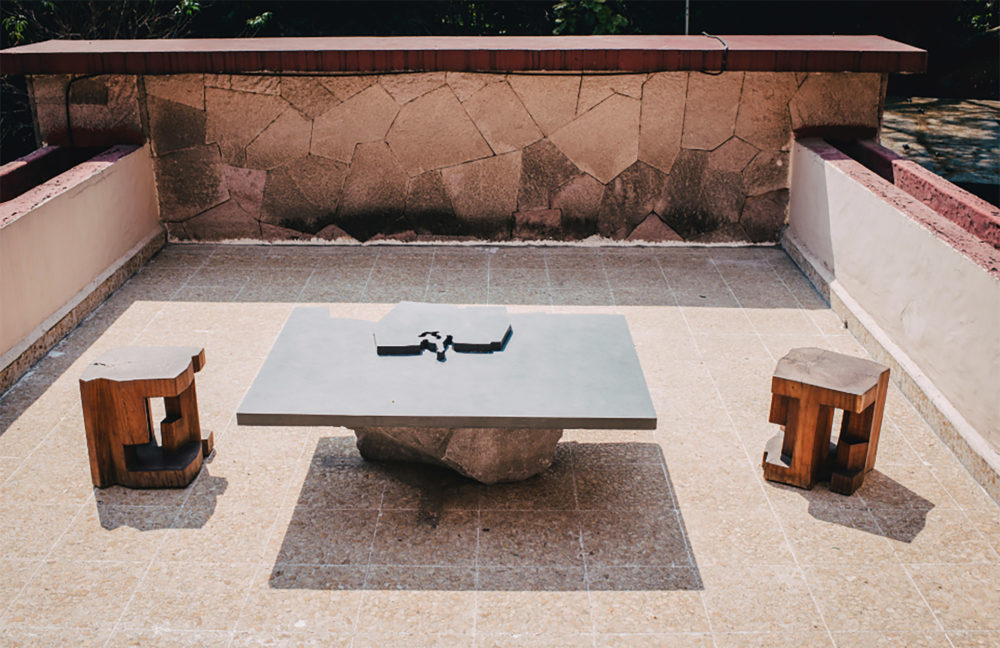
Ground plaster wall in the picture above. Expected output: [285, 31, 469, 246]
[788, 139, 1000, 450]
[0, 145, 161, 359]
[28, 71, 886, 243]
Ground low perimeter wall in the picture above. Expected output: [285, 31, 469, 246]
[0, 145, 163, 391]
[786, 138, 1000, 500]
[1, 35, 926, 244]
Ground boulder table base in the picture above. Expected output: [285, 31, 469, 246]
[354, 426, 563, 484]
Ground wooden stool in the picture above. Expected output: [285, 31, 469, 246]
[762, 347, 889, 495]
[80, 346, 214, 488]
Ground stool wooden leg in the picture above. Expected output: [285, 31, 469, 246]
[763, 393, 834, 489]
[865, 370, 890, 473]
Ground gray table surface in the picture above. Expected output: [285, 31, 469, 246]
[237, 306, 657, 430]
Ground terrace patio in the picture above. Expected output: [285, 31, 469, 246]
[1, 243, 997, 647]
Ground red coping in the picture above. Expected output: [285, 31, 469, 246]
[836, 140, 1000, 249]
[0, 35, 926, 75]
[803, 139, 999, 276]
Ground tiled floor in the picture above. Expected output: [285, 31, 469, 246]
[1, 244, 998, 648]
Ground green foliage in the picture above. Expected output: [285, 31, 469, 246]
[959, 0, 997, 32]
[245, 11, 272, 34]
[2, 13, 28, 44]
[552, 0, 629, 35]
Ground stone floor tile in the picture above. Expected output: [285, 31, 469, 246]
[681, 306, 755, 335]
[105, 627, 232, 647]
[589, 567, 708, 633]
[573, 460, 674, 511]
[908, 564, 1000, 630]
[235, 564, 364, 635]
[476, 456, 573, 511]
[829, 631, 950, 648]
[803, 564, 940, 632]
[700, 565, 826, 633]
[477, 569, 591, 634]
[49, 504, 177, 562]
[3, 559, 145, 628]
[716, 632, 835, 647]
[671, 461, 771, 512]
[267, 507, 378, 566]
[120, 560, 256, 632]
[0, 625, 113, 647]
[480, 633, 594, 648]
[0, 560, 40, 611]
[579, 506, 691, 568]
[963, 507, 1000, 555]
[930, 461, 999, 510]
[869, 505, 998, 564]
[478, 510, 583, 567]
[769, 498, 896, 565]
[596, 634, 714, 648]
[369, 510, 478, 566]
[683, 504, 796, 567]
[947, 631, 1000, 647]
[356, 632, 473, 647]
[357, 567, 475, 634]
[856, 463, 959, 510]
[157, 501, 280, 563]
[0, 503, 82, 559]
[379, 462, 482, 511]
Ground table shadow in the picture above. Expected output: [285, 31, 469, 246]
[268, 436, 701, 591]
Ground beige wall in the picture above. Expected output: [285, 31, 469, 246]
[29, 71, 886, 244]
[0, 145, 161, 360]
[787, 139, 1000, 453]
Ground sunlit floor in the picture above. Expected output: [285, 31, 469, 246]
[1, 244, 997, 648]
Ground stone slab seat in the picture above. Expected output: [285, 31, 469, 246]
[79, 346, 213, 488]
[762, 347, 889, 495]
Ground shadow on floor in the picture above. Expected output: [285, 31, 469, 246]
[269, 437, 701, 591]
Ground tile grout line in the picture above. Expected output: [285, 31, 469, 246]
[652, 252, 719, 648]
[356, 248, 382, 310]
[485, 247, 492, 305]
[761, 252, 828, 337]
[702, 251, 839, 647]
[421, 247, 437, 302]
[542, 248, 554, 309]
[349, 476, 388, 648]
[567, 439, 600, 648]
[597, 249, 618, 311]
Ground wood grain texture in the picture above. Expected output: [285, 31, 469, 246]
[79, 346, 211, 489]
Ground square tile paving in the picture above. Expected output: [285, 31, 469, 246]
[0, 244, 997, 648]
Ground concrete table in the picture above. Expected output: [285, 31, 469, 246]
[237, 304, 657, 483]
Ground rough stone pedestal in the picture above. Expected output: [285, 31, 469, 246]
[353, 426, 563, 484]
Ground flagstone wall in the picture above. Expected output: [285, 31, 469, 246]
[27, 70, 886, 243]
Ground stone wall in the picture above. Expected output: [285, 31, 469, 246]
[28, 70, 886, 243]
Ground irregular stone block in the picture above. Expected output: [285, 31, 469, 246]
[551, 174, 604, 239]
[734, 72, 799, 151]
[638, 72, 687, 174]
[789, 73, 883, 132]
[386, 86, 492, 175]
[464, 81, 542, 154]
[280, 77, 339, 119]
[513, 208, 562, 240]
[743, 150, 790, 196]
[311, 84, 399, 164]
[405, 171, 459, 234]
[63, 75, 143, 147]
[175, 199, 262, 242]
[442, 152, 521, 238]
[222, 165, 266, 217]
[228, 75, 280, 95]
[380, 72, 446, 104]
[447, 72, 503, 101]
[681, 71, 744, 151]
[153, 144, 229, 222]
[70, 76, 109, 104]
[337, 142, 408, 240]
[627, 213, 683, 242]
[703, 169, 746, 224]
[740, 188, 789, 242]
[597, 161, 667, 239]
[508, 74, 580, 136]
[708, 136, 759, 173]
[146, 95, 206, 157]
[317, 75, 374, 101]
[517, 139, 583, 211]
[262, 155, 348, 233]
[246, 108, 311, 170]
[144, 74, 205, 109]
[314, 223, 355, 242]
[354, 426, 564, 484]
[578, 73, 645, 114]
[550, 93, 640, 184]
[658, 149, 714, 239]
[368, 230, 418, 243]
[260, 221, 312, 241]
[205, 87, 287, 166]
[691, 222, 749, 243]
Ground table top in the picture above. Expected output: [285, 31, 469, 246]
[237, 305, 656, 430]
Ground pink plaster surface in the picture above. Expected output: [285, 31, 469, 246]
[805, 139, 999, 276]
[0, 145, 136, 227]
[841, 140, 1000, 249]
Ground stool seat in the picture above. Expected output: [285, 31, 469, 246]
[763, 347, 889, 494]
[80, 346, 213, 488]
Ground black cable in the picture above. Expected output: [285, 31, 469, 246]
[700, 32, 728, 75]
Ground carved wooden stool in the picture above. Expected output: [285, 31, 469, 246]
[762, 347, 889, 495]
[80, 346, 213, 488]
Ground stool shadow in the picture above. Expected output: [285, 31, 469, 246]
[777, 470, 933, 543]
[269, 437, 701, 592]
[92, 466, 227, 530]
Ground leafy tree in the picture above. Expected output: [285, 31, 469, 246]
[552, 0, 630, 35]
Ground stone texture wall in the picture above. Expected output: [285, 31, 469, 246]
[29, 70, 886, 243]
